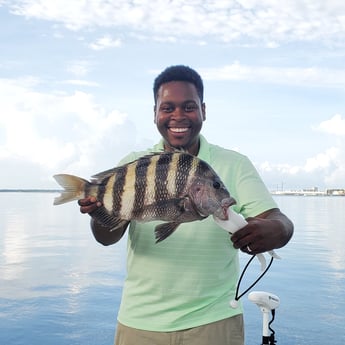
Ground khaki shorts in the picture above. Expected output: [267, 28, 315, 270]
[114, 314, 244, 345]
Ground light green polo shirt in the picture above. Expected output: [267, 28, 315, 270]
[116, 135, 277, 331]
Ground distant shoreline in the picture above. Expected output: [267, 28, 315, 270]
[271, 190, 345, 196]
[1, 189, 344, 197]
[0, 189, 61, 193]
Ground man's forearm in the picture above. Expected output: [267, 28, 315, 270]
[261, 208, 294, 248]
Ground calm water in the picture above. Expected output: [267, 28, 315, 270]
[0, 193, 344, 345]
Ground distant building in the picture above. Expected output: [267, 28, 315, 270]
[326, 189, 345, 196]
[271, 187, 345, 196]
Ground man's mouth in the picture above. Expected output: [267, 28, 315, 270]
[169, 127, 189, 133]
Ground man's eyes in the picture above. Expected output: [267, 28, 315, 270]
[160, 103, 198, 112]
[184, 104, 198, 111]
[161, 105, 174, 112]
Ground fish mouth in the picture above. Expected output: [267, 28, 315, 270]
[198, 197, 236, 220]
[218, 197, 236, 220]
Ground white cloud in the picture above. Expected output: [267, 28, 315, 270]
[63, 80, 100, 87]
[66, 60, 92, 77]
[0, 78, 140, 188]
[304, 147, 338, 172]
[200, 63, 345, 88]
[0, 80, 75, 169]
[7, 0, 345, 45]
[258, 146, 344, 189]
[88, 35, 122, 50]
[314, 114, 345, 135]
[257, 114, 345, 189]
[325, 165, 345, 186]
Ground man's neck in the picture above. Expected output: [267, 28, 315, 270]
[163, 139, 200, 156]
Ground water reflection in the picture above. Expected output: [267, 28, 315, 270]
[268, 196, 345, 345]
[2, 215, 29, 280]
[1, 193, 344, 345]
[274, 195, 345, 272]
[0, 193, 126, 299]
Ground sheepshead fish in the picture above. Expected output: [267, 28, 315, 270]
[53, 151, 235, 242]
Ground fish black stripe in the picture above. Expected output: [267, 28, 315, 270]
[95, 183, 106, 206]
[132, 156, 151, 217]
[84, 182, 93, 199]
[196, 158, 213, 178]
[175, 153, 194, 196]
[154, 153, 173, 205]
[112, 165, 127, 216]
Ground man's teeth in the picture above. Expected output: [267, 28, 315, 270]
[170, 128, 188, 133]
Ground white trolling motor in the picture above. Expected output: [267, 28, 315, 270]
[248, 291, 280, 345]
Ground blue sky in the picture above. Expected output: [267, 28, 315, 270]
[0, 0, 345, 190]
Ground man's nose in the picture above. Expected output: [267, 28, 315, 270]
[172, 106, 185, 118]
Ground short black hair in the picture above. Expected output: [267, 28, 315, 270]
[153, 65, 204, 103]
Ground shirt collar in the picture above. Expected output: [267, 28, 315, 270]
[154, 134, 211, 163]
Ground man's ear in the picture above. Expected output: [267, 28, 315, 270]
[153, 105, 157, 124]
[202, 103, 206, 121]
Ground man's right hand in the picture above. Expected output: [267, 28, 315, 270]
[78, 196, 102, 214]
[78, 196, 128, 246]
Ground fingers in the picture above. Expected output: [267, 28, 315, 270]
[231, 234, 255, 255]
[78, 196, 102, 214]
[230, 225, 256, 255]
[241, 244, 255, 255]
[230, 229, 251, 250]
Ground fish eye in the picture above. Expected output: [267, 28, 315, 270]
[213, 180, 221, 189]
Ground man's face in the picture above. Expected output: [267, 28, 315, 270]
[154, 81, 205, 155]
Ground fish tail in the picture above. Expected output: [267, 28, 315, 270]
[53, 174, 89, 205]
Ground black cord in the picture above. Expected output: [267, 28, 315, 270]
[268, 309, 277, 345]
[234, 255, 275, 302]
[269, 309, 276, 334]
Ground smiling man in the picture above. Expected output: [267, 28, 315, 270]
[78, 65, 294, 345]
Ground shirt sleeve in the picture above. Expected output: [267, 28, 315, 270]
[231, 155, 277, 218]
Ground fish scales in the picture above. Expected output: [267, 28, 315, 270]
[111, 165, 127, 216]
[175, 153, 196, 196]
[132, 155, 150, 218]
[166, 153, 180, 196]
[195, 158, 214, 178]
[103, 174, 116, 212]
[120, 161, 138, 219]
[154, 153, 174, 218]
[144, 154, 161, 208]
[155, 153, 173, 199]
[94, 183, 106, 209]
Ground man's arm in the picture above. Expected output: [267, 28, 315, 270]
[231, 208, 294, 255]
[78, 196, 129, 246]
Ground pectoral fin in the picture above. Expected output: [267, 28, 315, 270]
[154, 222, 180, 243]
